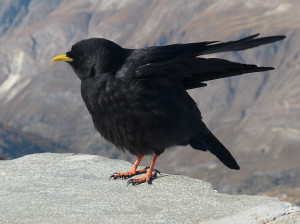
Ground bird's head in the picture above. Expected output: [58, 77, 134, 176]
[51, 38, 126, 81]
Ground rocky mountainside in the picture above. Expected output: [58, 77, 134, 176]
[0, 122, 68, 159]
[0, 0, 299, 200]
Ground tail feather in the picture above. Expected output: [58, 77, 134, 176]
[190, 128, 240, 170]
[189, 138, 206, 150]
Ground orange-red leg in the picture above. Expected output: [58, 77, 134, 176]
[128, 154, 159, 185]
[111, 155, 147, 179]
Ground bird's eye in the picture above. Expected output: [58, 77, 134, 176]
[79, 54, 84, 59]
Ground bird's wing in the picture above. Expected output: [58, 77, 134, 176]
[136, 34, 285, 76]
[116, 34, 284, 90]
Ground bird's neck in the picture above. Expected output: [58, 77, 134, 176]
[80, 76, 105, 116]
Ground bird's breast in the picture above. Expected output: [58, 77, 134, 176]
[81, 77, 200, 155]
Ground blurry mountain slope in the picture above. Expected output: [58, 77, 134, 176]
[0, 122, 68, 159]
[0, 0, 299, 196]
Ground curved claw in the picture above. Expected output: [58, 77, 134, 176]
[110, 174, 119, 179]
[127, 179, 134, 186]
[127, 178, 145, 186]
[154, 169, 160, 174]
[121, 175, 130, 180]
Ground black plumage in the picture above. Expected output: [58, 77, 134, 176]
[52, 34, 285, 184]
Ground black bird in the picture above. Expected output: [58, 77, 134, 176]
[52, 33, 285, 185]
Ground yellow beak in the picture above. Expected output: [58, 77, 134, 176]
[51, 54, 73, 62]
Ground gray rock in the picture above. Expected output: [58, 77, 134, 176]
[0, 153, 299, 224]
[0, 0, 299, 197]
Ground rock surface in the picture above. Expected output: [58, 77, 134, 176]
[0, 0, 299, 199]
[0, 153, 299, 224]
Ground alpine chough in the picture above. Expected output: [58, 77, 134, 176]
[52, 34, 285, 185]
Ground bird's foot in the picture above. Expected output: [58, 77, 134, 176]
[127, 169, 160, 186]
[110, 167, 148, 179]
